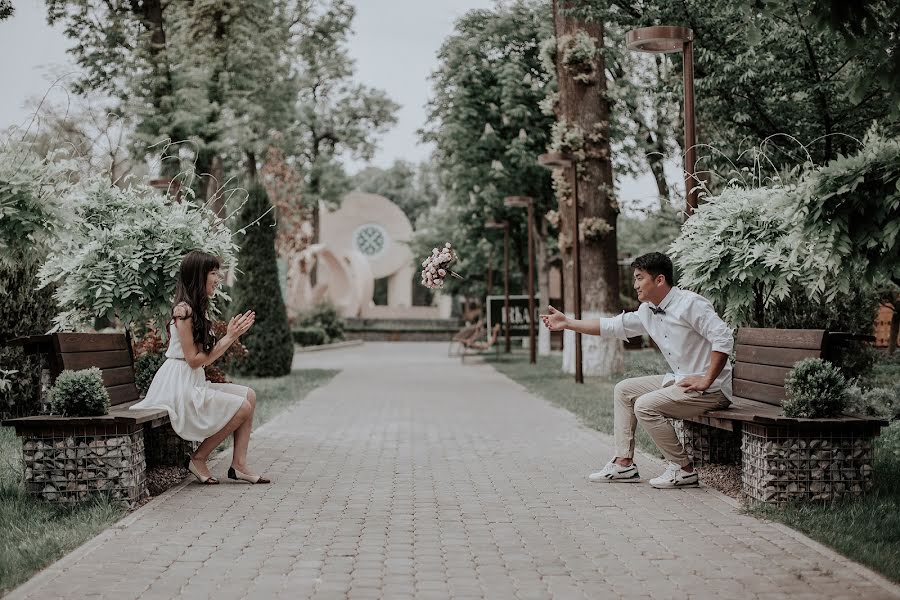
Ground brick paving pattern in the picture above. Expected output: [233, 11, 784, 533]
[9, 343, 899, 599]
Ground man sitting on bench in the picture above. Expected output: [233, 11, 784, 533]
[540, 252, 733, 489]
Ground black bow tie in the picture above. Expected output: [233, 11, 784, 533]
[650, 306, 666, 315]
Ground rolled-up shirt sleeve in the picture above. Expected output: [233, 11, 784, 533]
[599, 311, 646, 341]
[686, 298, 733, 354]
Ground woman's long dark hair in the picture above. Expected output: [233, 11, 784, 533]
[172, 250, 220, 353]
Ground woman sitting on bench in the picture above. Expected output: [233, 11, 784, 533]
[130, 250, 270, 485]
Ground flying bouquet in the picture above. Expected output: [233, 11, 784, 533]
[420, 242, 464, 289]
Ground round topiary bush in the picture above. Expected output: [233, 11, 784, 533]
[49, 367, 110, 417]
[230, 183, 293, 377]
[135, 351, 167, 396]
[296, 302, 344, 343]
[783, 358, 848, 418]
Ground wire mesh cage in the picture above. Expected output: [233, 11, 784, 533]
[741, 422, 877, 506]
[671, 419, 741, 467]
[144, 423, 197, 469]
[22, 424, 148, 508]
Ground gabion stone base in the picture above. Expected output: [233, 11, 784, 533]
[22, 425, 148, 508]
[671, 419, 741, 466]
[742, 422, 879, 506]
[144, 423, 197, 468]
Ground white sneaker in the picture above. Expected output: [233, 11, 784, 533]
[649, 463, 699, 489]
[589, 460, 641, 482]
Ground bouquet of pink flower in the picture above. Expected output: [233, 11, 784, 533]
[420, 242, 464, 289]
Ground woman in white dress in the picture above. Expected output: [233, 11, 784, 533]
[131, 250, 270, 484]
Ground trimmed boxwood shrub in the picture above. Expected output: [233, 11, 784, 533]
[230, 183, 293, 377]
[135, 351, 167, 396]
[784, 358, 848, 418]
[296, 302, 344, 343]
[293, 326, 327, 347]
[49, 367, 110, 417]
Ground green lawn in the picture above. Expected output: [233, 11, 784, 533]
[489, 349, 900, 583]
[0, 368, 337, 597]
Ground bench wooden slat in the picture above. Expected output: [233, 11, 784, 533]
[733, 362, 791, 387]
[2, 401, 169, 428]
[695, 396, 889, 427]
[100, 366, 135, 388]
[60, 349, 133, 371]
[699, 396, 784, 423]
[733, 378, 786, 406]
[734, 344, 821, 368]
[53, 333, 129, 353]
[107, 382, 140, 406]
[736, 328, 826, 350]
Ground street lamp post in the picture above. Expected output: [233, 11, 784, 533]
[485, 220, 511, 353]
[503, 197, 536, 365]
[625, 26, 697, 216]
[538, 153, 583, 383]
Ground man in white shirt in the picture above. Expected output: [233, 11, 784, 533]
[541, 252, 733, 488]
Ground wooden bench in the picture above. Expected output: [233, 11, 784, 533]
[448, 319, 483, 357]
[2, 333, 194, 507]
[461, 323, 502, 363]
[677, 328, 888, 505]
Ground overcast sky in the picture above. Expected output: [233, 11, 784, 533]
[0, 0, 669, 209]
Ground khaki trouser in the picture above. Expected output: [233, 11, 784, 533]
[614, 375, 731, 467]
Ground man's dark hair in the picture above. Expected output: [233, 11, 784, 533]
[630, 252, 674, 286]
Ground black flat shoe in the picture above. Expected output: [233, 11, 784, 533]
[186, 458, 219, 484]
[227, 466, 271, 484]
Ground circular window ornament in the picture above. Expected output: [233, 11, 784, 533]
[353, 223, 389, 257]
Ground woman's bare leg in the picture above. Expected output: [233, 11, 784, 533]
[191, 400, 251, 477]
[231, 388, 256, 472]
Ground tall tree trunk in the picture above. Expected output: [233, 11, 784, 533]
[137, 0, 177, 178]
[552, 0, 623, 376]
[206, 154, 225, 216]
[245, 150, 257, 181]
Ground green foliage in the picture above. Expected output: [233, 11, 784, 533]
[669, 186, 799, 326]
[617, 208, 682, 261]
[793, 131, 900, 296]
[292, 326, 327, 347]
[783, 358, 848, 418]
[0, 141, 74, 277]
[289, 0, 398, 207]
[48, 368, 110, 417]
[420, 0, 556, 298]
[37, 176, 237, 334]
[295, 302, 344, 343]
[671, 131, 899, 329]
[350, 161, 440, 225]
[230, 183, 293, 377]
[586, 0, 897, 172]
[0, 263, 58, 418]
[134, 351, 166, 396]
[845, 383, 900, 420]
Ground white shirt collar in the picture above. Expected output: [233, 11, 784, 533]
[650, 287, 678, 311]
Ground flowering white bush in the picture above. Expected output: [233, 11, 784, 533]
[38, 176, 237, 334]
[420, 242, 463, 289]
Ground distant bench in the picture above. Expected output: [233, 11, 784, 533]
[2, 333, 194, 506]
[676, 328, 888, 505]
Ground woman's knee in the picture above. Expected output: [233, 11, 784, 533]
[238, 399, 253, 420]
[246, 388, 256, 410]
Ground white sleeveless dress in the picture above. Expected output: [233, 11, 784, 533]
[129, 320, 248, 442]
